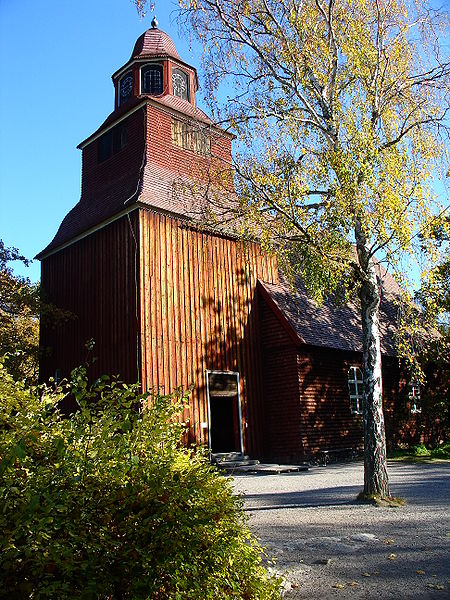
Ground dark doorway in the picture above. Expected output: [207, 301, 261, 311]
[207, 371, 242, 454]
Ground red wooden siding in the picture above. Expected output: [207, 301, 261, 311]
[39, 213, 140, 388]
[259, 290, 428, 461]
[138, 208, 278, 455]
[259, 296, 303, 462]
[297, 347, 364, 456]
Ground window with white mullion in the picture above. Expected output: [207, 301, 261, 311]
[409, 382, 421, 413]
[348, 366, 364, 414]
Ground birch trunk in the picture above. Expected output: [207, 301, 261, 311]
[355, 223, 390, 498]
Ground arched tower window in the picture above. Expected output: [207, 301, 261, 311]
[141, 64, 163, 95]
[172, 68, 189, 101]
[119, 71, 133, 106]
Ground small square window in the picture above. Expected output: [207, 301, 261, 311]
[97, 121, 128, 163]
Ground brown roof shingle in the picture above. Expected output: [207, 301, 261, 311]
[131, 28, 180, 61]
[259, 268, 401, 356]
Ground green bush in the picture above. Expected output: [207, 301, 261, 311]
[0, 360, 281, 599]
[412, 443, 431, 457]
[431, 442, 450, 459]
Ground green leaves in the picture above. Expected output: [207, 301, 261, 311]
[0, 359, 281, 599]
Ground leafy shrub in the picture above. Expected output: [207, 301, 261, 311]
[431, 443, 450, 459]
[0, 360, 281, 599]
[412, 443, 431, 457]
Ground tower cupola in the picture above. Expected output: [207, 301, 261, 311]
[112, 22, 199, 110]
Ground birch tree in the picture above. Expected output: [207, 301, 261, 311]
[139, 0, 449, 497]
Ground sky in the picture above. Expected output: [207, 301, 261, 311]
[1, 0, 449, 286]
[0, 0, 201, 282]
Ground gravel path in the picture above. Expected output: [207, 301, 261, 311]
[232, 461, 450, 599]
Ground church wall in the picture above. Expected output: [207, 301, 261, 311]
[259, 297, 303, 463]
[39, 213, 140, 390]
[138, 208, 278, 456]
[297, 347, 365, 457]
[258, 290, 426, 461]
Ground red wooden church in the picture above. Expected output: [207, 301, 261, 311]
[38, 24, 423, 463]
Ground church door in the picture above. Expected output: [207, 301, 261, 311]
[207, 371, 243, 454]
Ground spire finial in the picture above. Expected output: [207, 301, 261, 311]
[151, 15, 158, 28]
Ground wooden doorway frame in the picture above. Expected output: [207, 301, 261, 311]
[206, 370, 244, 455]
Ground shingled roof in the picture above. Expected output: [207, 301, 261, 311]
[78, 97, 212, 151]
[258, 268, 402, 356]
[131, 27, 180, 61]
[36, 162, 207, 258]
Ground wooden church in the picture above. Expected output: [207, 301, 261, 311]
[38, 23, 425, 463]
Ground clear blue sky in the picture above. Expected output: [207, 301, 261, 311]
[0, 0, 202, 282]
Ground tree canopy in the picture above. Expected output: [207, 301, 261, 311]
[175, 0, 449, 290]
[170, 0, 450, 497]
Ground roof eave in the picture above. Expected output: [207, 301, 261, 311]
[257, 280, 305, 347]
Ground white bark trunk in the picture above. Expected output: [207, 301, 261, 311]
[355, 223, 390, 497]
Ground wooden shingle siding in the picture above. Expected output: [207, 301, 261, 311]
[39, 213, 140, 389]
[138, 209, 277, 453]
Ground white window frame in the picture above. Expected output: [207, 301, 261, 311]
[409, 382, 422, 413]
[348, 366, 364, 414]
[172, 68, 190, 101]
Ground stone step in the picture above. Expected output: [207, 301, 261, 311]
[211, 452, 249, 463]
[216, 458, 261, 469]
[211, 452, 260, 470]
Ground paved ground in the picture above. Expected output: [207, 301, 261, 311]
[232, 461, 450, 599]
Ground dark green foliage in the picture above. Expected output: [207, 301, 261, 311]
[0, 240, 71, 385]
[388, 442, 450, 461]
[0, 240, 40, 383]
[0, 362, 281, 599]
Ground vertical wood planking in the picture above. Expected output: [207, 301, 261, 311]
[40, 213, 140, 387]
[138, 209, 278, 455]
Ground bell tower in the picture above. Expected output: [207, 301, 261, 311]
[38, 21, 232, 260]
[37, 23, 275, 460]
[113, 16, 199, 110]
[38, 23, 234, 384]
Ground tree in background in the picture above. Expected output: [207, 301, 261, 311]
[416, 216, 450, 443]
[416, 216, 450, 330]
[135, 0, 450, 497]
[0, 240, 40, 384]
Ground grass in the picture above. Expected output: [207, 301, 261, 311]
[356, 492, 406, 508]
[387, 442, 450, 463]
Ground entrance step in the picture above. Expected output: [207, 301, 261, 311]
[211, 453, 310, 474]
[233, 463, 310, 474]
[211, 452, 260, 470]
